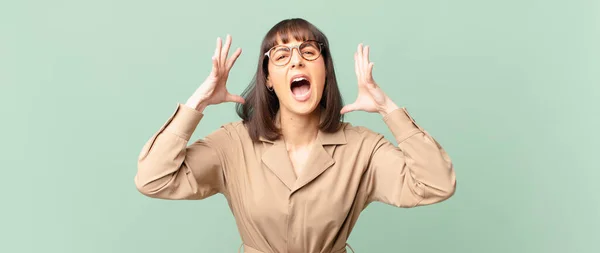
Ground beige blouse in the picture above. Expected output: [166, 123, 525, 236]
[135, 103, 456, 253]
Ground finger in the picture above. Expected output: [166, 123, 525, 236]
[215, 37, 222, 68]
[226, 48, 242, 70]
[340, 103, 359, 114]
[357, 43, 364, 74]
[221, 34, 232, 69]
[366, 62, 374, 80]
[213, 37, 221, 58]
[363, 45, 370, 72]
[367, 62, 376, 88]
[354, 52, 361, 81]
[226, 93, 245, 104]
[210, 56, 218, 77]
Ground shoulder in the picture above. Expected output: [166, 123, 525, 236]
[220, 120, 246, 134]
[204, 120, 253, 144]
[206, 119, 246, 138]
[332, 122, 389, 163]
[339, 121, 385, 145]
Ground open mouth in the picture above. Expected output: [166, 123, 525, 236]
[290, 76, 311, 101]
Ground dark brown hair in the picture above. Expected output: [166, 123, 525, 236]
[235, 18, 344, 142]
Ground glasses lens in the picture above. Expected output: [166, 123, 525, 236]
[300, 41, 321, 60]
[270, 46, 290, 65]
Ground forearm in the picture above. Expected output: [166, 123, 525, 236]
[367, 106, 456, 207]
[384, 108, 456, 203]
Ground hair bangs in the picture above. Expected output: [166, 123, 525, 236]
[263, 19, 324, 52]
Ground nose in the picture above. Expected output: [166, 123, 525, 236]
[289, 48, 304, 68]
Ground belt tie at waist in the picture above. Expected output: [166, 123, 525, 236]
[238, 243, 355, 253]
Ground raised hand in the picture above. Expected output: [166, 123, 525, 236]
[340, 43, 398, 116]
[185, 34, 244, 112]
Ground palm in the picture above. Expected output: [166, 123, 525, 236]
[341, 44, 390, 114]
[200, 66, 231, 104]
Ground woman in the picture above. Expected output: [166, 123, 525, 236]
[135, 18, 456, 253]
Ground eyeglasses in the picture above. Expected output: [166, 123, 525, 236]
[264, 40, 324, 66]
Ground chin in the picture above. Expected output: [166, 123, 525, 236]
[283, 92, 322, 116]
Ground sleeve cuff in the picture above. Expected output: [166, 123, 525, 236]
[163, 103, 204, 140]
[382, 107, 424, 143]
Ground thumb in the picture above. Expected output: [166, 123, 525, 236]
[340, 103, 359, 114]
[226, 93, 245, 104]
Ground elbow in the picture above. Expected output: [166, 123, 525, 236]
[440, 177, 457, 200]
[424, 166, 457, 204]
[134, 174, 155, 198]
[434, 158, 457, 200]
[134, 163, 163, 198]
[437, 169, 457, 201]
[134, 163, 192, 200]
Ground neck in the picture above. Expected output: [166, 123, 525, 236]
[278, 108, 321, 151]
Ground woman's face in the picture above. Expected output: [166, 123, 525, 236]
[266, 38, 326, 117]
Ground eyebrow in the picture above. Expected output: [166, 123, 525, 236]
[275, 40, 310, 48]
[273, 47, 289, 53]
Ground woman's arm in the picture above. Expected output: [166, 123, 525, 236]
[342, 43, 456, 207]
[135, 35, 244, 200]
[363, 107, 456, 207]
[135, 103, 232, 200]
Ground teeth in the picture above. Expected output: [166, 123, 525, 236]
[292, 77, 307, 82]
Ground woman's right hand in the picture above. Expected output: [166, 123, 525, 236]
[185, 34, 244, 112]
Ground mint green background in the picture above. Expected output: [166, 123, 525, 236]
[2, 0, 599, 252]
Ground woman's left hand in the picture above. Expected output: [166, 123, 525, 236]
[340, 43, 399, 116]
